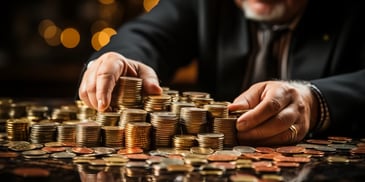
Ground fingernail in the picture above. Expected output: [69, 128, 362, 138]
[98, 99, 104, 111]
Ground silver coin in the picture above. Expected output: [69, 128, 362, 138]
[51, 152, 77, 159]
[22, 150, 47, 156]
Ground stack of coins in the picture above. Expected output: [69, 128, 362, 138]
[150, 112, 179, 147]
[75, 121, 101, 147]
[197, 133, 224, 150]
[95, 112, 121, 126]
[111, 76, 143, 111]
[125, 122, 151, 150]
[0, 98, 12, 120]
[163, 89, 180, 102]
[180, 107, 208, 135]
[27, 105, 49, 122]
[119, 108, 147, 128]
[6, 118, 30, 141]
[203, 104, 229, 119]
[213, 118, 238, 147]
[173, 134, 197, 150]
[204, 104, 229, 131]
[192, 98, 214, 108]
[9, 102, 28, 119]
[75, 100, 97, 121]
[101, 126, 124, 148]
[51, 107, 78, 122]
[182, 91, 210, 103]
[143, 95, 172, 112]
[170, 102, 195, 118]
[57, 123, 77, 143]
[30, 120, 58, 144]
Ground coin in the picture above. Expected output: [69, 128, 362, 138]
[71, 147, 94, 154]
[230, 174, 258, 182]
[22, 150, 47, 156]
[12, 167, 50, 177]
[42, 146, 66, 153]
[166, 164, 194, 172]
[207, 154, 238, 162]
[276, 146, 305, 154]
[0, 152, 19, 158]
[118, 147, 144, 155]
[51, 152, 77, 159]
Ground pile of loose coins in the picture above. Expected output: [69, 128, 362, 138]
[0, 77, 364, 181]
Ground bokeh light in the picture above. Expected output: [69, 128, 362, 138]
[60, 28, 80, 48]
[144, 0, 160, 12]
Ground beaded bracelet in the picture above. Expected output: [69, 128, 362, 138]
[309, 84, 330, 136]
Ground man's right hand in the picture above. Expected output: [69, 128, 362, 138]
[78, 52, 162, 112]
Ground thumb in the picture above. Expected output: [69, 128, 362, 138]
[137, 63, 163, 95]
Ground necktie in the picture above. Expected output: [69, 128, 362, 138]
[250, 25, 288, 84]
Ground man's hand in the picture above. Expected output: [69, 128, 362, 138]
[78, 52, 162, 112]
[228, 81, 318, 146]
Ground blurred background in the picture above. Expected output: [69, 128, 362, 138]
[0, 0, 161, 100]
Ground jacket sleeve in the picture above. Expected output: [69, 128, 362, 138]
[87, 0, 198, 81]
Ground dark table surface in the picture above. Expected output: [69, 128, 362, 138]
[1, 138, 365, 182]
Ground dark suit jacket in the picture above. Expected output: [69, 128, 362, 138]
[87, 0, 365, 137]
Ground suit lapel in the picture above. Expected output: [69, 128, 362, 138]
[288, 1, 337, 80]
[215, 2, 250, 99]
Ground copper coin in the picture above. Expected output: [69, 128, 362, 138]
[350, 147, 365, 154]
[276, 146, 305, 154]
[252, 161, 272, 168]
[209, 162, 236, 170]
[118, 147, 144, 155]
[274, 161, 300, 168]
[207, 154, 238, 162]
[125, 153, 150, 160]
[71, 147, 94, 154]
[41, 146, 66, 153]
[254, 166, 280, 173]
[241, 153, 264, 160]
[61, 142, 77, 147]
[273, 156, 311, 163]
[306, 139, 332, 145]
[303, 149, 325, 156]
[0, 152, 19, 158]
[327, 136, 352, 142]
[12, 167, 50, 177]
[255, 147, 276, 153]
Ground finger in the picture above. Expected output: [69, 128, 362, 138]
[238, 124, 297, 146]
[136, 63, 162, 95]
[80, 60, 103, 110]
[78, 71, 92, 108]
[236, 104, 297, 140]
[257, 123, 300, 146]
[236, 85, 291, 132]
[95, 60, 124, 111]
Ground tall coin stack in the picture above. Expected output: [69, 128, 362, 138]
[101, 126, 124, 148]
[143, 95, 172, 112]
[6, 118, 30, 141]
[30, 120, 58, 144]
[75, 121, 101, 147]
[125, 122, 152, 150]
[57, 122, 78, 143]
[150, 112, 179, 147]
[119, 108, 147, 128]
[180, 107, 208, 135]
[111, 76, 143, 111]
[213, 118, 237, 147]
[196, 133, 224, 150]
[95, 112, 121, 126]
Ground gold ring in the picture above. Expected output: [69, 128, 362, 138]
[289, 125, 298, 144]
